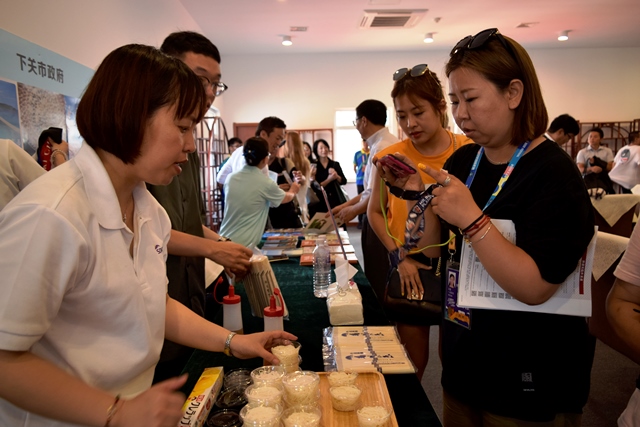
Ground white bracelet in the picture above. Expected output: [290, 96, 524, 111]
[51, 149, 68, 165]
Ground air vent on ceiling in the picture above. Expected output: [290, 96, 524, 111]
[359, 9, 427, 29]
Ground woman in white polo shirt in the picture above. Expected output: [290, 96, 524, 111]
[0, 44, 295, 427]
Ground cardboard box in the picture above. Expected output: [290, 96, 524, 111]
[178, 367, 224, 427]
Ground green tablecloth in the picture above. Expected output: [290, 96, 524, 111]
[182, 258, 442, 426]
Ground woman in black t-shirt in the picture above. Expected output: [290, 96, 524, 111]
[377, 29, 595, 425]
[309, 138, 347, 215]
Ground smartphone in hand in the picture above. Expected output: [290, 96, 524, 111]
[377, 154, 417, 177]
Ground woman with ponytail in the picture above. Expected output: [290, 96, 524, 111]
[219, 137, 300, 247]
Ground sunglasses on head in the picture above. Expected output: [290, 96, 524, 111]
[450, 28, 513, 58]
[392, 64, 431, 82]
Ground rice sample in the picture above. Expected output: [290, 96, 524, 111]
[356, 405, 391, 427]
[281, 371, 320, 406]
[327, 371, 358, 387]
[241, 404, 281, 427]
[329, 385, 361, 411]
[245, 384, 283, 405]
[282, 409, 321, 427]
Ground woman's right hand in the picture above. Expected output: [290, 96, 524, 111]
[397, 257, 431, 301]
[373, 153, 423, 192]
[114, 375, 188, 427]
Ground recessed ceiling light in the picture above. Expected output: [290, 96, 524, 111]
[282, 35, 293, 46]
[423, 32, 434, 43]
[558, 30, 570, 41]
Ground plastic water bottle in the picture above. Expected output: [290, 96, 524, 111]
[313, 235, 331, 298]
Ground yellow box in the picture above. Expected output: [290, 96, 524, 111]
[178, 366, 224, 427]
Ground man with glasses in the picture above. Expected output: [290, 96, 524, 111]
[545, 114, 579, 146]
[332, 99, 398, 293]
[148, 31, 253, 383]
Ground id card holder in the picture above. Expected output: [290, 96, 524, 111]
[444, 232, 471, 330]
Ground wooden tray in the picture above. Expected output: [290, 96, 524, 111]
[317, 371, 398, 426]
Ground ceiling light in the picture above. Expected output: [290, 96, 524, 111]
[281, 35, 293, 46]
[558, 30, 570, 41]
[423, 32, 434, 43]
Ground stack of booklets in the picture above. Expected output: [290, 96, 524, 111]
[261, 236, 299, 252]
[299, 231, 357, 265]
[322, 326, 416, 374]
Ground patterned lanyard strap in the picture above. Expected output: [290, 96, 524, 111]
[465, 140, 531, 211]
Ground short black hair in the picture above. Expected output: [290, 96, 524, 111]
[313, 139, 331, 159]
[588, 127, 604, 138]
[629, 131, 639, 144]
[227, 137, 243, 148]
[256, 116, 286, 137]
[243, 137, 269, 166]
[548, 114, 579, 135]
[76, 44, 207, 164]
[161, 31, 221, 63]
[356, 99, 387, 126]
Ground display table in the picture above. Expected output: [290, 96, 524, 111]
[181, 259, 442, 426]
[591, 194, 640, 237]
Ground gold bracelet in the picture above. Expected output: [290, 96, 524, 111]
[105, 395, 121, 427]
[471, 224, 492, 244]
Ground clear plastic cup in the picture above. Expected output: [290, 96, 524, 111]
[271, 341, 301, 367]
[281, 371, 320, 407]
[206, 409, 242, 427]
[329, 385, 361, 411]
[251, 365, 286, 388]
[239, 402, 283, 427]
[356, 400, 393, 427]
[223, 368, 252, 391]
[244, 383, 284, 406]
[280, 355, 303, 374]
[327, 370, 359, 387]
[281, 405, 322, 427]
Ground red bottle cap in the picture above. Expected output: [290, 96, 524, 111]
[223, 284, 241, 305]
[263, 289, 284, 317]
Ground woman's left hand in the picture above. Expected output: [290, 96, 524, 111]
[420, 164, 482, 229]
[229, 331, 298, 365]
[397, 257, 431, 300]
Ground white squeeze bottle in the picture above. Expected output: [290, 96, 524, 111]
[263, 288, 284, 332]
[223, 284, 243, 334]
[313, 235, 331, 298]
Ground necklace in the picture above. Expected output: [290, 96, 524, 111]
[121, 197, 134, 223]
[484, 151, 509, 165]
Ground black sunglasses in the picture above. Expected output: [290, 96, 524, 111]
[450, 28, 513, 57]
[392, 64, 431, 82]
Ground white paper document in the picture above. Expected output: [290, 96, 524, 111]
[457, 219, 597, 317]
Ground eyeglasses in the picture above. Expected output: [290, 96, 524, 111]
[450, 28, 513, 58]
[198, 76, 228, 97]
[353, 117, 361, 127]
[392, 64, 430, 82]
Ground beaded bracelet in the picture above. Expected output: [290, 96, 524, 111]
[105, 395, 121, 427]
[460, 214, 489, 238]
[463, 216, 491, 243]
[461, 213, 486, 233]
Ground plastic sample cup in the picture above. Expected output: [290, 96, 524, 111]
[281, 371, 320, 407]
[244, 383, 283, 406]
[250, 365, 286, 388]
[329, 385, 361, 411]
[327, 370, 359, 387]
[356, 401, 393, 427]
[239, 402, 283, 427]
[281, 405, 322, 427]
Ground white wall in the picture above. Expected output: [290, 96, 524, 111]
[221, 47, 640, 132]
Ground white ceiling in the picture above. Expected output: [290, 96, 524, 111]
[181, 0, 640, 56]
